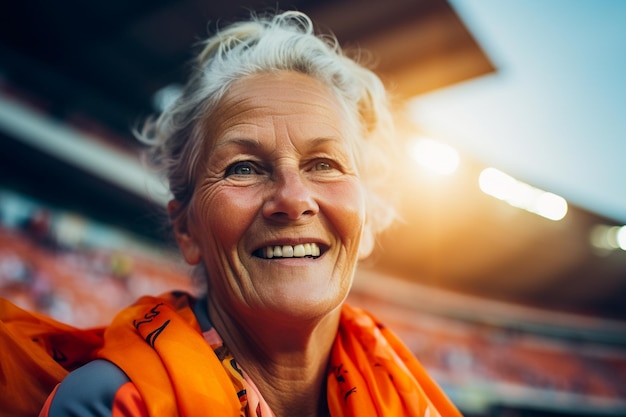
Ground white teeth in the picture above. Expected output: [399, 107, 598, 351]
[293, 244, 305, 257]
[282, 245, 294, 257]
[260, 243, 321, 259]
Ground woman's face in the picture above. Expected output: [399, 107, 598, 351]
[173, 71, 367, 323]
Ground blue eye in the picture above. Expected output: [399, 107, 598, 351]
[226, 161, 257, 176]
[314, 161, 333, 171]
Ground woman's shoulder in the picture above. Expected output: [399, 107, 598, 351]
[42, 359, 148, 417]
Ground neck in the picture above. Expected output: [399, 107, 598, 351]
[207, 297, 340, 417]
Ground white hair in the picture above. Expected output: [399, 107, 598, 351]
[137, 10, 396, 237]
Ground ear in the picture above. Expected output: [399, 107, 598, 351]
[168, 200, 201, 265]
[358, 222, 375, 260]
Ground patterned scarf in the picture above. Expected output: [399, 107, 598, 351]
[98, 292, 462, 417]
[0, 292, 462, 416]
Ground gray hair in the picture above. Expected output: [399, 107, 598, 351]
[137, 10, 396, 237]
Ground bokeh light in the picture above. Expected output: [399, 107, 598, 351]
[591, 224, 626, 251]
[479, 167, 568, 221]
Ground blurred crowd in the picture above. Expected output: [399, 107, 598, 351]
[0, 190, 196, 327]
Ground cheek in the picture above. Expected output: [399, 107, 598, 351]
[319, 180, 367, 243]
[192, 187, 261, 252]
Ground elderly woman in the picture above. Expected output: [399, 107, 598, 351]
[38, 11, 462, 417]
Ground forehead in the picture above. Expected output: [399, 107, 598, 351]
[206, 72, 354, 143]
[222, 71, 343, 114]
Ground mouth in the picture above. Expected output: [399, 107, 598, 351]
[253, 242, 324, 259]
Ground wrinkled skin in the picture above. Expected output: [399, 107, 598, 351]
[171, 71, 370, 327]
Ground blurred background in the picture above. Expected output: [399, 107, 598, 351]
[1, 0, 625, 415]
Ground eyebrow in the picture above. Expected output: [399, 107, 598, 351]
[213, 137, 262, 150]
[308, 137, 343, 147]
[214, 136, 343, 151]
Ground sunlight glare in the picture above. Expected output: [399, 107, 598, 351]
[408, 137, 460, 175]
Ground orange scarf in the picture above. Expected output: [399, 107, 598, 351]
[0, 298, 104, 417]
[330, 305, 462, 417]
[98, 293, 462, 417]
[1, 293, 462, 416]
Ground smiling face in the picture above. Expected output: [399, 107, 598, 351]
[172, 71, 368, 324]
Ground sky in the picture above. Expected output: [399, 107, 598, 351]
[409, 0, 626, 223]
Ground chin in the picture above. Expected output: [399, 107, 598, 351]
[261, 291, 346, 324]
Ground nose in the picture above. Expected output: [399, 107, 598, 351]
[262, 168, 319, 222]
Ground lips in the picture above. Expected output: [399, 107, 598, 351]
[255, 242, 322, 259]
